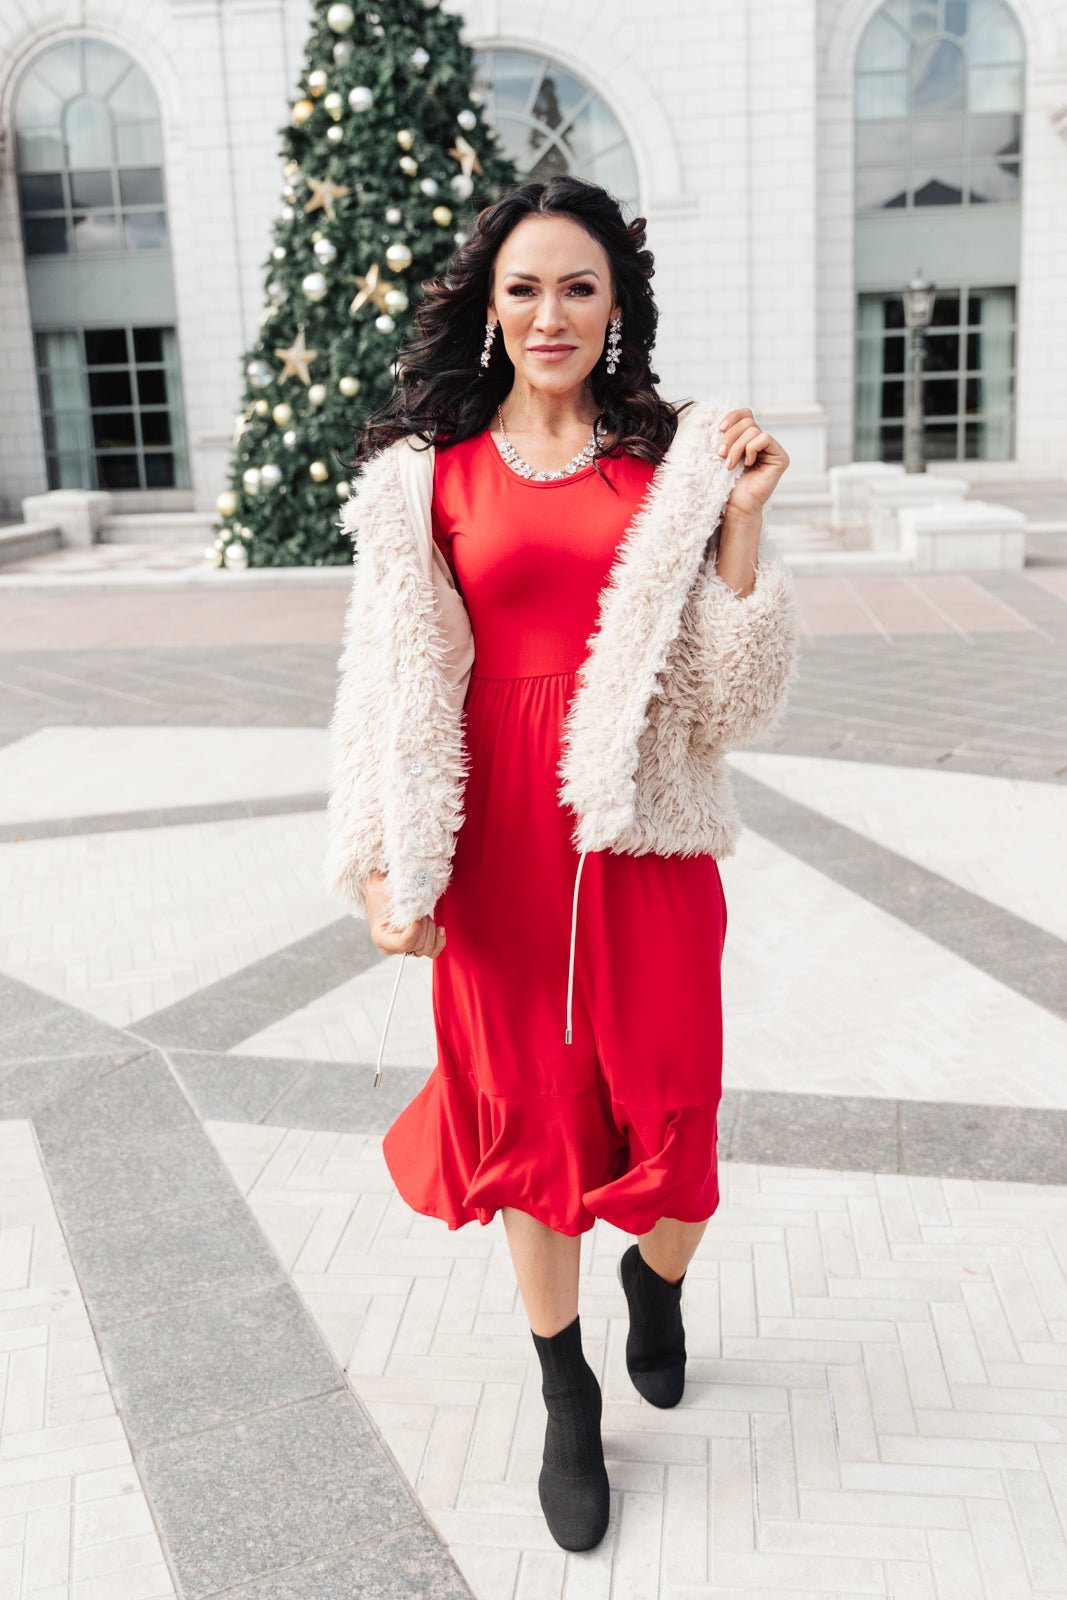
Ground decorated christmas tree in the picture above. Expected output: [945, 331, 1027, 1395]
[212, 0, 518, 568]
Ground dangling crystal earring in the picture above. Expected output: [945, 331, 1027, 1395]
[479, 319, 497, 373]
[605, 316, 622, 375]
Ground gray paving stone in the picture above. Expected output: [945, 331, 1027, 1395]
[170, 1049, 313, 1124]
[264, 1059, 438, 1133]
[233, 1525, 474, 1599]
[69, 1193, 283, 1327]
[0, 974, 131, 1061]
[899, 1101, 1067, 1184]
[0, 1047, 147, 1116]
[33, 1051, 240, 1230]
[137, 1388, 423, 1600]
[101, 1282, 341, 1449]
[728, 1090, 900, 1171]
[0, 791, 324, 842]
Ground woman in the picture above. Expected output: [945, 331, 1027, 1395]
[325, 175, 798, 1552]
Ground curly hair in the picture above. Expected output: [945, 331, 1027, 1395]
[345, 174, 693, 488]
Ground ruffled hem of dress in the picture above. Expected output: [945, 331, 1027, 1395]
[380, 1064, 722, 1238]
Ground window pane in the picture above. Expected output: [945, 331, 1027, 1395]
[968, 161, 1019, 203]
[479, 51, 537, 114]
[857, 14, 910, 70]
[118, 167, 163, 204]
[97, 453, 140, 488]
[585, 142, 639, 211]
[83, 39, 129, 99]
[16, 128, 65, 172]
[944, 0, 969, 36]
[909, 0, 939, 39]
[31, 40, 81, 103]
[558, 98, 625, 165]
[883, 334, 906, 372]
[880, 424, 905, 462]
[24, 216, 69, 254]
[913, 166, 962, 204]
[144, 452, 176, 488]
[883, 379, 905, 417]
[857, 167, 908, 208]
[912, 117, 964, 159]
[531, 68, 590, 129]
[66, 94, 113, 167]
[856, 119, 908, 164]
[914, 40, 965, 111]
[968, 3, 1024, 65]
[969, 65, 1023, 113]
[137, 369, 166, 404]
[70, 168, 113, 207]
[925, 333, 960, 370]
[85, 328, 128, 363]
[528, 144, 570, 186]
[930, 294, 961, 326]
[93, 411, 137, 448]
[72, 211, 122, 251]
[856, 72, 909, 119]
[922, 421, 959, 459]
[122, 210, 168, 249]
[969, 113, 1021, 159]
[140, 410, 172, 446]
[19, 172, 64, 211]
[88, 368, 132, 406]
[133, 327, 164, 362]
[14, 67, 64, 128]
[108, 63, 159, 119]
[115, 121, 163, 164]
[922, 376, 959, 415]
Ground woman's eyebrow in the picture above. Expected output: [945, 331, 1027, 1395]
[503, 270, 601, 282]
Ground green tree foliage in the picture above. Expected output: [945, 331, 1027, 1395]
[214, 0, 518, 567]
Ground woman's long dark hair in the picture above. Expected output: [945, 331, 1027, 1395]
[346, 175, 692, 485]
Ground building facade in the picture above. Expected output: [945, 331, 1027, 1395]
[1, 0, 1064, 522]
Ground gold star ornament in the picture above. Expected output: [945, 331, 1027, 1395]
[273, 326, 319, 385]
[349, 261, 397, 316]
[304, 176, 353, 220]
[447, 135, 483, 180]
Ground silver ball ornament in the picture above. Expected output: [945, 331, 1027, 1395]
[323, 91, 344, 118]
[375, 313, 396, 334]
[411, 47, 430, 69]
[260, 463, 282, 489]
[326, 125, 344, 144]
[385, 206, 402, 224]
[242, 467, 262, 492]
[348, 85, 374, 112]
[308, 383, 328, 406]
[398, 155, 418, 176]
[246, 359, 273, 389]
[384, 288, 408, 313]
[216, 489, 239, 517]
[282, 429, 298, 449]
[332, 40, 353, 65]
[272, 402, 292, 425]
[308, 70, 328, 96]
[224, 542, 250, 570]
[419, 177, 439, 197]
[457, 109, 477, 131]
[266, 280, 288, 304]
[385, 241, 413, 271]
[272, 245, 286, 261]
[301, 271, 328, 302]
[449, 173, 474, 200]
[313, 238, 338, 266]
[326, 3, 355, 33]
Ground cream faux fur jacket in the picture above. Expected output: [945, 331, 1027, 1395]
[324, 395, 800, 1059]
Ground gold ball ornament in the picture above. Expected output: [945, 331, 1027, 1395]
[308, 383, 328, 406]
[283, 159, 300, 178]
[384, 288, 408, 313]
[432, 205, 453, 226]
[216, 489, 239, 517]
[396, 129, 415, 150]
[326, 125, 344, 145]
[254, 399, 270, 416]
[292, 98, 315, 127]
[323, 91, 344, 118]
[336, 481, 353, 500]
[385, 242, 413, 271]
[272, 403, 292, 425]
[338, 375, 361, 397]
[309, 460, 330, 482]
[308, 70, 328, 96]
[398, 155, 418, 177]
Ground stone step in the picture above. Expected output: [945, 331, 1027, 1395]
[0, 522, 63, 566]
[98, 510, 219, 543]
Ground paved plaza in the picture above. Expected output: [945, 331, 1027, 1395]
[1, 554, 1066, 1598]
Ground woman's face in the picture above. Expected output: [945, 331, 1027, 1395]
[488, 214, 620, 400]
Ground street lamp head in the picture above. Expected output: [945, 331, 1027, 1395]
[904, 269, 937, 330]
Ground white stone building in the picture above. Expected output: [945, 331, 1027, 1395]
[1, 0, 1064, 527]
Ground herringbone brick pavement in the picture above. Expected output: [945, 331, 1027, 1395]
[209, 1119, 1067, 1599]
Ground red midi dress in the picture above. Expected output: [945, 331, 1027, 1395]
[380, 427, 728, 1237]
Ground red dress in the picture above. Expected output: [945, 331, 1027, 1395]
[380, 428, 728, 1237]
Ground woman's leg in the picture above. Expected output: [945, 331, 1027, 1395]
[638, 1216, 711, 1283]
[501, 1206, 582, 1335]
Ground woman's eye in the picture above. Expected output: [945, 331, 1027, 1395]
[507, 283, 594, 296]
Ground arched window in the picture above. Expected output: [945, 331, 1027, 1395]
[13, 38, 188, 492]
[470, 49, 639, 216]
[14, 36, 167, 255]
[855, 0, 1023, 211]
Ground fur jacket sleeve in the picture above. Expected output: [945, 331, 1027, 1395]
[324, 395, 800, 932]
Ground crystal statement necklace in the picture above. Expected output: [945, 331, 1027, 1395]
[496, 403, 599, 481]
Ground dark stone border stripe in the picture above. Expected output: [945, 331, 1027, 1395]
[0, 791, 325, 843]
[731, 767, 1067, 1020]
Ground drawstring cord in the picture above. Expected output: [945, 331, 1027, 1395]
[565, 848, 588, 1045]
[376, 845, 589, 1079]
[374, 950, 407, 1088]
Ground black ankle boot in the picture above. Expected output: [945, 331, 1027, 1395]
[530, 1313, 610, 1551]
[616, 1242, 687, 1408]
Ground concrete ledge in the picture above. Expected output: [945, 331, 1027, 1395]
[0, 522, 62, 565]
[898, 498, 1027, 570]
[865, 473, 969, 553]
[21, 488, 113, 546]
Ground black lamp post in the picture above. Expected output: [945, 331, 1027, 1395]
[902, 269, 937, 474]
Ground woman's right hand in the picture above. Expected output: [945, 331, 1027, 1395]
[363, 869, 447, 958]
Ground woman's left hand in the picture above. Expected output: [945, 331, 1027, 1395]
[717, 407, 790, 518]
